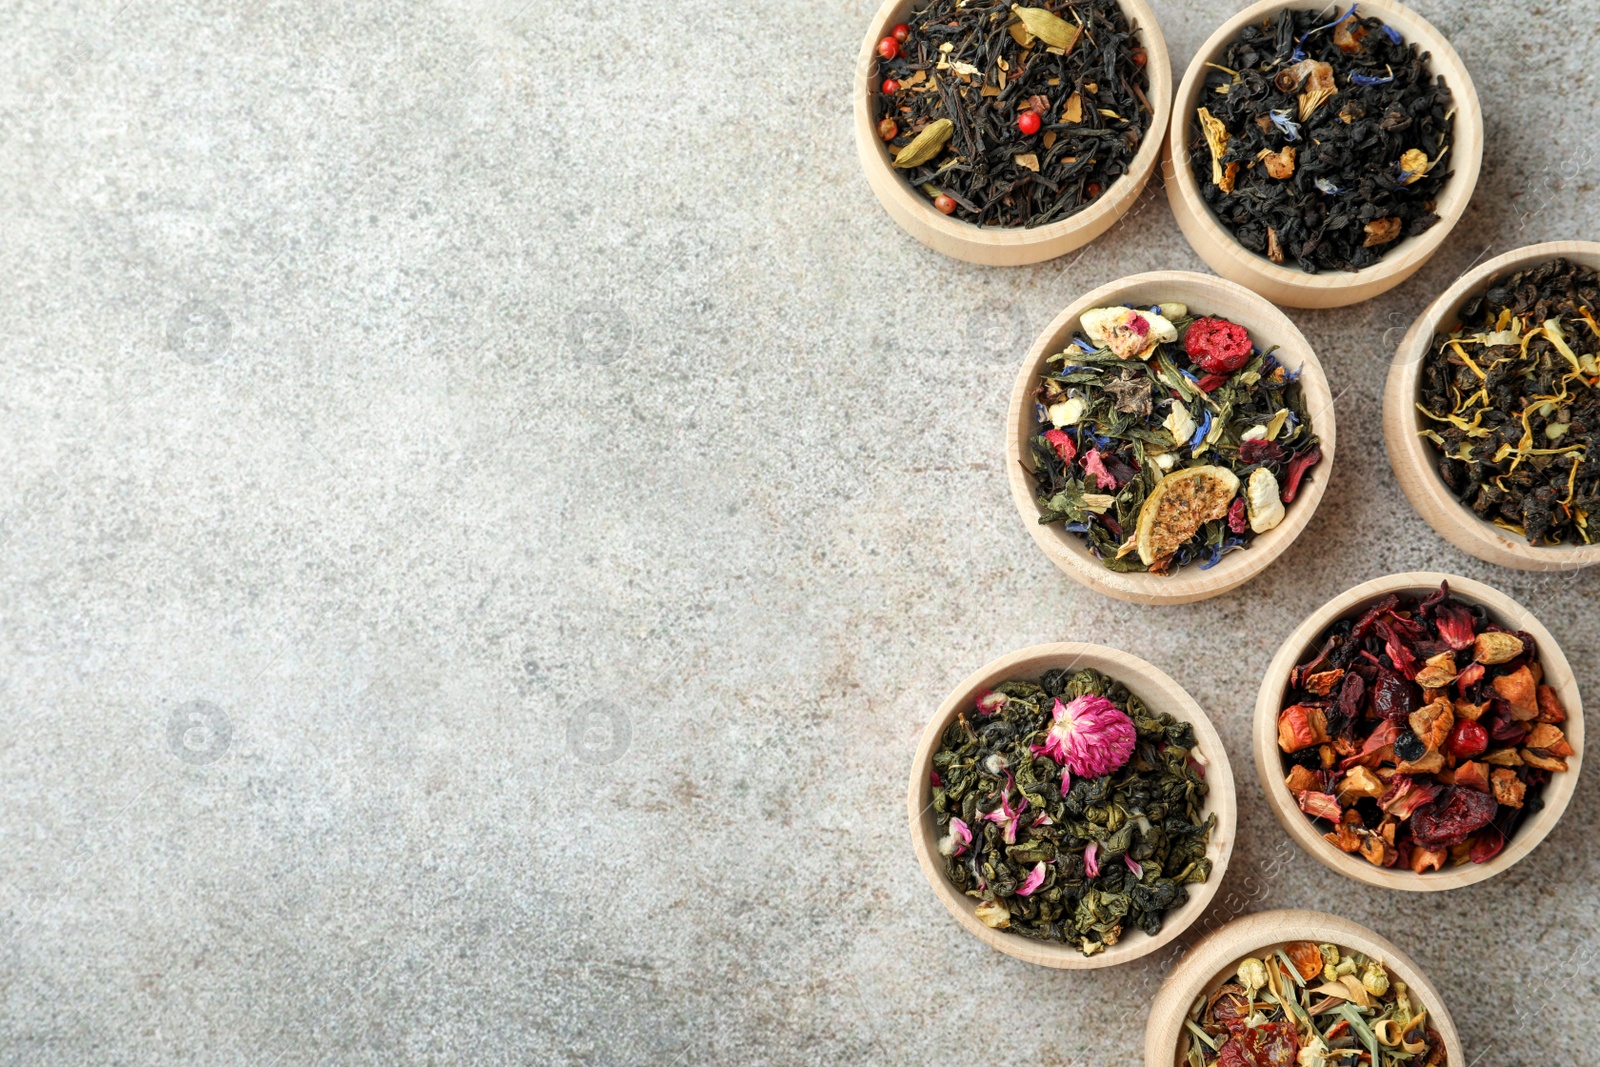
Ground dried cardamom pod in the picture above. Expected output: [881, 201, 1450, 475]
[892, 118, 953, 169]
[1010, 4, 1080, 52]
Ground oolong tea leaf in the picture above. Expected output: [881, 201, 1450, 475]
[931, 667, 1213, 955]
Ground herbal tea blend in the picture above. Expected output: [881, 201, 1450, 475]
[872, 0, 1152, 227]
[1183, 943, 1446, 1067]
[1024, 303, 1321, 573]
[1277, 581, 1573, 872]
[1419, 257, 1600, 545]
[1187, 7, 1453, 273]
[930, 667, 1213, 956]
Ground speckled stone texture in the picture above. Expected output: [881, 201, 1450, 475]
[1, 0, 1597, 1063]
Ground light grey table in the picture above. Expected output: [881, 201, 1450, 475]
[3, 1, 1597, 1063]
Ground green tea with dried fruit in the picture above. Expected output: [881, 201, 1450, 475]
[1025, 303, 1321, 573]
[930, 667, 1212, 956]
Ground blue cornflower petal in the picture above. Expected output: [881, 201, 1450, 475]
[1315, 177, 1345, 195]
[1188, 410, 1213, 450]
[1349, 72, 1394, 87]
[1199, 543, 1225, 569]
[1065, 521, 1090, 533]
[1149, 305, 1162, 315]
[1382, 23, 1402, 43]
[1268, 109, 1301, 142]
[1073, 338, 1096, 353]
[1180, 368, 1201, 386]
[1036, 402, 1049, 424]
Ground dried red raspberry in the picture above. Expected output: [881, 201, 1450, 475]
[1042, 428, 1076, 464]
[1184, 316, 1254, 374]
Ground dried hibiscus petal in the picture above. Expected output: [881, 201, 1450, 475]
[1410, 785, 1497, 850]
[1238, 438, 1284, 465]
[1227, 497, 1249, 534]
[1281, 445, 1322, 502]
[1434, 599, 1476, 651]
[1350, 594, 1399, 640]
[1373, 667, 1417, 725]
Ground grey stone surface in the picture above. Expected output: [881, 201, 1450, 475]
[2, 0, 1598, 1063]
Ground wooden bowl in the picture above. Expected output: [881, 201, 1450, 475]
[1254, 571, 1584, 891]
[1144, 909, 1464, 1066]
[1006, 270, 1337, 604]
[908, 642, 1237, 969]
[1384, 241, 1600, 570]
[1163, 0, 1482, 308]
[854, 0, 1172, 266]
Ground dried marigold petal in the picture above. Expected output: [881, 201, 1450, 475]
[1284, 941, 1324, 981]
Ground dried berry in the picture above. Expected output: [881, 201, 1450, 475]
[1445, 718, 1488, 759]
[1393, 730, 1426, 763]
[1184, 317, 1254, 374]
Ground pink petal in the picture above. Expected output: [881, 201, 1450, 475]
[950, 817, 972, 846]
[1084, 841, 1100, 878]
[930, 770, 943, 787]
[1125, 856, 1143, 879]
[1030, 812, 1053, 828]
[1082, 448, 1118, 490]
[975, 688, 1008, 715]
[1016, 862, 1047, 896]
[1059, 768, 1072, 796]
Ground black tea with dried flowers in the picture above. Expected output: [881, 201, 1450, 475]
[1187, 7, 1453, 273]
[1420, 258, 1600, 545]
[873, 0, 1151, 227]
[931, 667, 1212, 955]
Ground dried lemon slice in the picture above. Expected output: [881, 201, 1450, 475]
[1134, 465, 1240, 566]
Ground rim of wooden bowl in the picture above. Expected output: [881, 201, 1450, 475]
[1143, 909, 1465, 1066]
[1005, 270, 1337, 605]
[908, 642, 1237, 969]
[1162, 0, 1483, 308]
[1253, 571, 1584, 891]
[853, 0, 1173, 266]
[1383, 240, 1600, 570]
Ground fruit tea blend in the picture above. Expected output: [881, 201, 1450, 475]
[1276, 581, 1573, 873]
[1419, 257, 1600, 546]
[873, 0, 1151, 226]
[1183, 942, 1447, 1067]
[1024, 302, 1321, 573]
[930, 667, 1212, 956]
[1187, 7, 1454, 273]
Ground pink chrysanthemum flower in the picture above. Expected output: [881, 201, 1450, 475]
[1041, 695, 1137, 793]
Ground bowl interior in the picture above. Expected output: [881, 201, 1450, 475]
[1168, 0, 1482, 288]
[858, 0, 1172, 245]
[1389, 241, 1600, 567]
[1145, 910, 1464, 1067]
[1255, 572, 1584, 890]
[1007, 271, 1336, 603]
[910, 643, 1236, 969]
